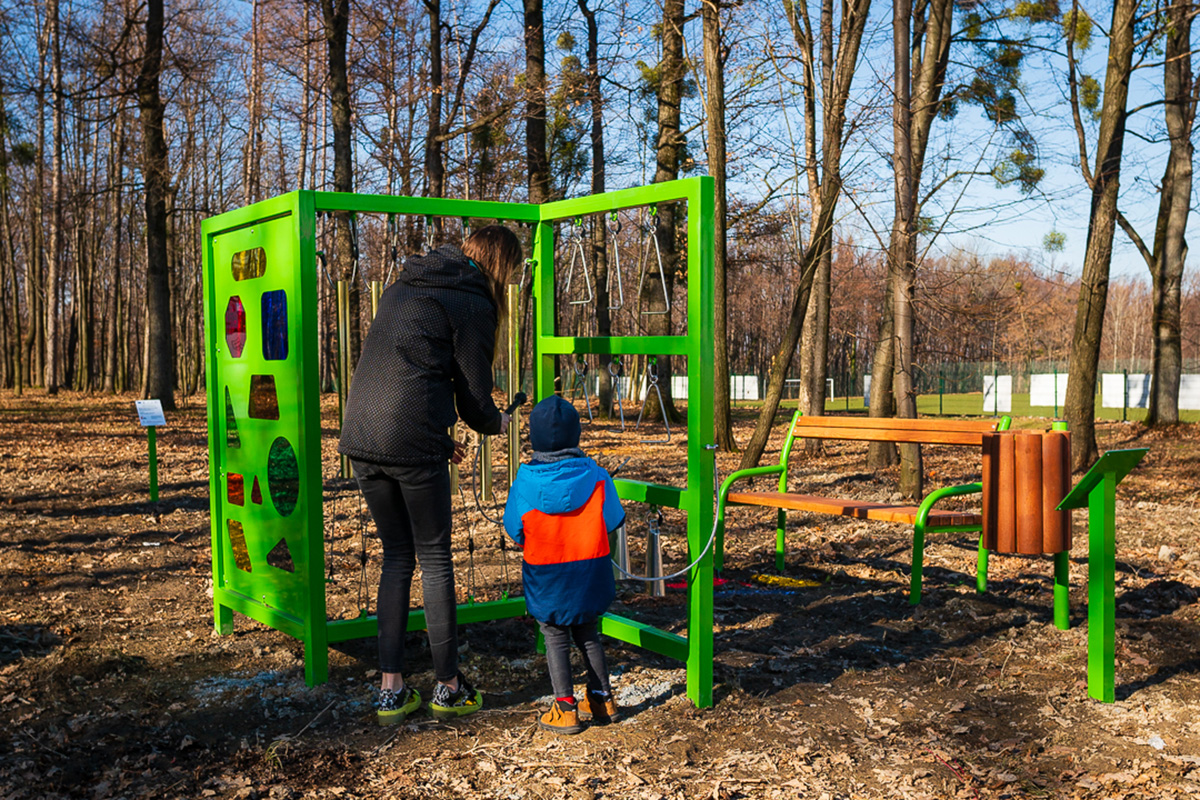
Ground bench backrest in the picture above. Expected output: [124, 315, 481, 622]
[786, 414, 1009, 448]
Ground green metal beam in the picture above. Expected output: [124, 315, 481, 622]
[538, 335, 689, 356]
[326, 597, 528, 644]
[600, 612, 688, 661]
[311, 191, 541, 221]
[615, 479, 687, 510]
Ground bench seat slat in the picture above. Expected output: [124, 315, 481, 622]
[726, 490, 982, 527]
[789, 426, 987, 446]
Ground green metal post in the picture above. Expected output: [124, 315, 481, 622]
[1053, 367, 1059, 418]
[148, 426, 159, 502]
[976, 536, 988, 593]
[1054, 551, 1070, 631]
[1052, 418, 1070, 630]
[1087, 472, 1117, 702]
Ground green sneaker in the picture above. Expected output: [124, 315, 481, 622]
[429, 673, 483, 719]
[377, 686, 421, 727]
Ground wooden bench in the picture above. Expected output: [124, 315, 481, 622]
[715, 412, 1022, 606]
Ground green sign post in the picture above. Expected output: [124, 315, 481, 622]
[1057, 448, 1149, 703]
[135, 400, 166, 502]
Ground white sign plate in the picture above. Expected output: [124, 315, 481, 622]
[135, 399, 166, 427]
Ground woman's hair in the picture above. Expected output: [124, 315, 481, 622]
[463, 225, 523, 310]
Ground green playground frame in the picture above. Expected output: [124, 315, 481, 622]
[201, 177, 717, 707]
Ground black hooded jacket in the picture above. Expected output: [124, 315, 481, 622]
[338, 244, 503, 466]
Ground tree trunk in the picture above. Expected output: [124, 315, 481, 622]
[138, 0, 175, 408]
[1145, 0, 1192, 426]
[0, 81, 21, 395]
[524, 0, 548, 205]
[1064, 0, 1137, 470]
[44, 0, 63, 394]
[890, 0, 922, 499]
[740, 0, 869, 471]
[703, 0, 736, 451]
[103, 108, 126, 395]
[424, 0, 445, 200]
[641, 0, 687, 426]
[798, 238, 830, 445]
[322, 0, 360, 366]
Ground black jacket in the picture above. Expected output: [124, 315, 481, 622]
[338, 244, 503, 466]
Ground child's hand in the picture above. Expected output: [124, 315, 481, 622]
[450, 440, 467, 464]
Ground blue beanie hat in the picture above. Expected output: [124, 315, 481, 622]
[529, 395, 582, 452]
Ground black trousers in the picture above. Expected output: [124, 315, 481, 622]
[539, 619, 612, 699]
[353, 459, 458, 682]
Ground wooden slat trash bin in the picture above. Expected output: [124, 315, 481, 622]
[982, 430, 1072, 554]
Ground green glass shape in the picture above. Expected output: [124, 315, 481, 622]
[267, 537, 296, 573]
[267, 437, 300, 516]
[225, 386, 240, 448]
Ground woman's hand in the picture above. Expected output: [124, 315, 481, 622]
[450, 440, 467, 465]
[498, 412, 511, 436]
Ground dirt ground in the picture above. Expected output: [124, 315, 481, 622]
[2, 390, 1200, 800]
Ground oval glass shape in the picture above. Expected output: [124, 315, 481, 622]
[267, 437, 300, 517]
[224, 297, 246, 358]
[231, 247, 267, 281]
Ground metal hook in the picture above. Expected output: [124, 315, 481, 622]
[348, 212, 360, 284]
[607, 357, 626, 432]
[606, 212, 624, 311]
[570, 357, 594, 422]
[636, 210, 670, 315]
[385, 213, 400, 284]
[635, 358, 672, 444]
[563, 219, 594, 306]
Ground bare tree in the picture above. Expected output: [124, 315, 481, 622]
[738, 0, 870, 470]
[1115, 0, 1197, 426]
[138, 0, 174, 408]
[1063, 0, 1139, 469]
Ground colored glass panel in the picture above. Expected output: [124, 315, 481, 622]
[248, 375, 280, 420]
[225, 297, 246, 358]
[225, 386, 240, 448]
[261, 290, 289, 360]
[228, 473, 244, 505]
[228, 519, 252, 572]
[251, 476, 263, 505]
[231, 247, 267, 281]
[267, 437, 300, 517]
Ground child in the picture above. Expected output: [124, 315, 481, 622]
[504, 395, 624, 734]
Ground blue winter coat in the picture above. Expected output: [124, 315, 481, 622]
[503, 456, 625, 625]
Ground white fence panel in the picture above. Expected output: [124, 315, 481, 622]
[863, 375, 871, 405]
[1180, 375, 1200, 410]
[671, 376, 688, 400]
[1102, 373, 1152, 409]
[983, 375, 1013, 413]
[1029, 373, 1068, 407]
[731, 375, 759, 401]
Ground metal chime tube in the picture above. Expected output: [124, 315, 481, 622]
[370, 280, 383, 320]
[507, 284, 521, 486]
[646, 510, 664, 597]
[611, 524, 630, 581]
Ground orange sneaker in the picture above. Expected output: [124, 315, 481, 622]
[539, 699, 583, 735]
[578, 690, 619, 725]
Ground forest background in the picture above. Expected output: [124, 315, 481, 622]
[2, 0, 1199, 479]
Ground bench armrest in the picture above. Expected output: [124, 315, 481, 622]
[717, 464, 786, 515]
[915, 481, 983, 529]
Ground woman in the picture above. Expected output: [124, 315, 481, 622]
[338, 225, 522, 725]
